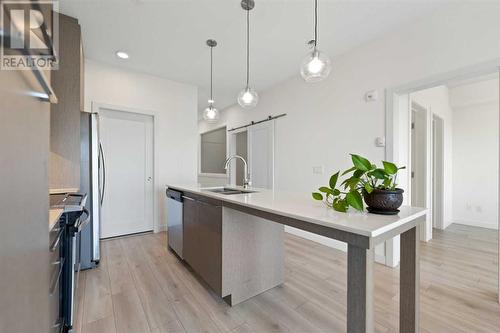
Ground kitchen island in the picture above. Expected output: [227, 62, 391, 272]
[167, 184, 426, 333]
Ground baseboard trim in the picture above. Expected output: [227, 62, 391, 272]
[101, 230, 153, 241]
[155, 225, 167, 233]
[375, 253, 386, 264]
[449, 220, 498, 230]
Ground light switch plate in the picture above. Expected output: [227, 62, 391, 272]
[313, 166, 324, 174]
[365, 90, 378, 102]
[375, 137, 386, 147]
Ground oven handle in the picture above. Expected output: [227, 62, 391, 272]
[49, 228, 63, 252]
[49, 258, 64, 296]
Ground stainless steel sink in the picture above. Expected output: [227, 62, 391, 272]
[202, 187, 256, 195]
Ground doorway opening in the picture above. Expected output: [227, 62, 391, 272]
[233, 130, 248, 187]
[387, 68, 500, 302]
[407, 75, 499, 235]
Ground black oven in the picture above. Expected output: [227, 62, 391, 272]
[49, 216, 64, 333]
[50, 193, 89, 332]
[62, 208, 89, 332]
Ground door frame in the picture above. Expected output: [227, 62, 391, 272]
[228, 127, 248, 186]
[385, 60, 500, 301]
[90, 102, 159, 233]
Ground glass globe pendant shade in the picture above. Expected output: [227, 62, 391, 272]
[300, 49, 332, 83]
[203, 105, 219, 123]
[237, 87, 259, 108]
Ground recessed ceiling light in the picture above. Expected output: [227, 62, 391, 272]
[116, 51, 129, 59]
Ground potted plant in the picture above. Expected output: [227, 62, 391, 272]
[312, 154, 406, 215]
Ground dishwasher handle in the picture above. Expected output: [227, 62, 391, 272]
[166, 189, 183, 202]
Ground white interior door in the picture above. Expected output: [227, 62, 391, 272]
[410, 101, 433, 241]
[411, 107, 427, 208]
[99, 109, 154, 238]
[247, 121, 275, 189]
[432, 115, 445, 229]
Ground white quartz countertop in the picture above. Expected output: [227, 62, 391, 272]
[50, 188, 79, 194]
[49, 208, 64, 231]
[167, 184, 427, 239]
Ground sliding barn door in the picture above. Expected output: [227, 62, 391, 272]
[247, 121, 275, 189]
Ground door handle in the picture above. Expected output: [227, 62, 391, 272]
[197, 199, 222, 208]
[99, 142, 106, 206]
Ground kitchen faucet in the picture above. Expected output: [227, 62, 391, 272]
[224, 155, 251, 189]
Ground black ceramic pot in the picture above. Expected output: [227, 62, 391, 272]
[362, 188, 404, 215]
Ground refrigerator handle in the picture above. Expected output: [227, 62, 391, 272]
[99, 143, 106, 206]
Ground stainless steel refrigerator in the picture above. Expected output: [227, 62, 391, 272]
[80, 112, 105, 269]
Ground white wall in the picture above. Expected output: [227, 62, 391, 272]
[411, 85, 454, 229]
[199, 3, 500, 257]
[198, 174, 227, 187]
[450, 78, 499, 229]
[84, 59, 198, 231]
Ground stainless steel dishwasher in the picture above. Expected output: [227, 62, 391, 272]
[166, 189, 183, 259]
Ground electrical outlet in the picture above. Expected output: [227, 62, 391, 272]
[313, 166, 324, 175]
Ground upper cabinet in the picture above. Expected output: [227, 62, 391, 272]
[49, 13, 84, 190]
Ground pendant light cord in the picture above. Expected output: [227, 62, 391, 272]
[210, 45, 213, 102]
[314, 0, 318, 50]
[246, 7, 250, 88]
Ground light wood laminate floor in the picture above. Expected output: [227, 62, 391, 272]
[74, 223, 500, 333]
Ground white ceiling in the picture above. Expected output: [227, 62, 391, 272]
[60, 0, 451, 113]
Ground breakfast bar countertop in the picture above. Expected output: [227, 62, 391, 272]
[166, 184, 427, 241]
[167, 184, 427, 333]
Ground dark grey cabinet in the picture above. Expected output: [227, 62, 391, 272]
[182, 194, 222, 295]
[50, 13, 83, 190]
[183, 196, 199, 271]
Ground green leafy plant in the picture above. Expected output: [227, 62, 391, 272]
[312, 154, 405, 212]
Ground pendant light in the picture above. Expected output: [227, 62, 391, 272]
[300, 0, 331, 82]
[203, 39, 220, 123]
[237, 0, 259, 108]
